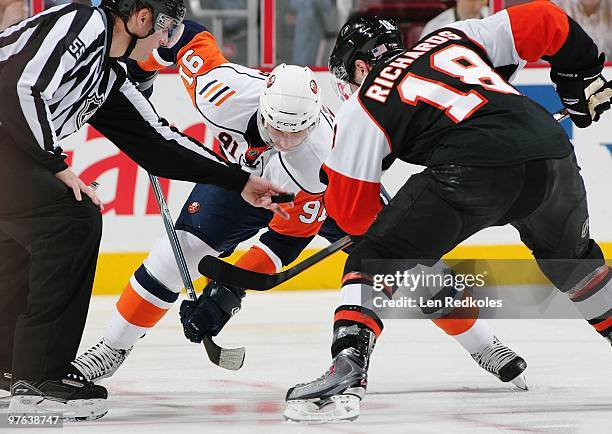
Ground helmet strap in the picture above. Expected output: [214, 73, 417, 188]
[121, 13, 155, 58]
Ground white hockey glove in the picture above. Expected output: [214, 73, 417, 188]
[551, 54, 612, 128]
[588, 80, 612, 122]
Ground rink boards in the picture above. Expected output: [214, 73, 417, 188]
[54, 67, 612, 294]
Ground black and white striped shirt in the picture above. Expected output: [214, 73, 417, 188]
[0, 3, 249, 190]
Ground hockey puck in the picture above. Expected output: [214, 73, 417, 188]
[271, 193, 295, 204]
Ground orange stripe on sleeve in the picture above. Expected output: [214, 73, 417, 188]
[176, 31, 228, 76]
[116, 283, 168, 328]
[137, 53, 168, 72]
[215, 90, 236, 107]
[507, 1, 569, 62]
[235, 246, 278, 274]
[203, 82, 224, 99]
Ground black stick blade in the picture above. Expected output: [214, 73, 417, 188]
[199, 256, 280, 290]
[198, 236, 353, 291]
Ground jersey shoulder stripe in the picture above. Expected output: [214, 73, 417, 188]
[193, 64, 265, 137]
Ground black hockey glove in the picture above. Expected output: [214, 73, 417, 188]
[124, 58, 159, 99]
[179, 281, 245, 343]
[551, 54, 612, 128]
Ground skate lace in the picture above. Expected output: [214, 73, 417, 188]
[293, 365, 334, 388]
[293, 348, 361, 388]
[471, 338, 517, 375]
[72, 340, 126, 380]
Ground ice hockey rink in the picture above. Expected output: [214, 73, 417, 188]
[7, 290, 604, 433]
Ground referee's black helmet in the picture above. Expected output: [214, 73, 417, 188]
[101, 0, 186, 32]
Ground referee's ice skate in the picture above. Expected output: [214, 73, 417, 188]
[284, 325, 375, 422]
[8, 370, 108, 422]
[0, 372, 10, 408]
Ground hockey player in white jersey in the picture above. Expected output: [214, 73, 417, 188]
[70, 20, 349, 381]
[70, 20, 527, 392]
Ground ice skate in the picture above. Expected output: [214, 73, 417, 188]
[72, 339, 132, 382]
[8, 370, 108, 421]
[472, 337, 528, 390]
[0, 372, 11, 408]
[284, 325, 375, 422]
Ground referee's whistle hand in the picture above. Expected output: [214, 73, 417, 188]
[241, 175, 293, 220]
[55, 168, 104, 212]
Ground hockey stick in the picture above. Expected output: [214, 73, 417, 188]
[148, 174, 245, 370]
[199, 235, 353, 290]
[198, 107, 571, 291]
[553, 107, 569, 122]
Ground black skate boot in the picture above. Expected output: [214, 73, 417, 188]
[72, 339, 132, 382]
[0, 372, 11, 408]
[0, 372, 10, 391]
[9, 368, 108, 421]
[471, 336, 528, 390]
[284, 322, 377, 422]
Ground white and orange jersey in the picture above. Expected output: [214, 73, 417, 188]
[233, 118, 337, 274]
[324, 1, 599, 236]
[138, 21, 269, 171]
[136, 20, 338, 274]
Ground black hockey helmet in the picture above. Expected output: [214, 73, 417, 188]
[329, 15, 404, 95]
[101, 0, 186, 35]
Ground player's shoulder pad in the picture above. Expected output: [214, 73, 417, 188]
[338, 90, 364, 122]
[194, 64, 266, 129]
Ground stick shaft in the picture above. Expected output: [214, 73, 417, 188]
[148, 174, 197, 299]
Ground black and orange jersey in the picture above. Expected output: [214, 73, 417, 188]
[323, 1, 600, 236]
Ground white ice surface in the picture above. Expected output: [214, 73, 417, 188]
[7, 291, 611, 433]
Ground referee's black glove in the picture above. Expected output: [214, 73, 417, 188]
[551, 54, 612, 128]
[125, 58, 158, 99]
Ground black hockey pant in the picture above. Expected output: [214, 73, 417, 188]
[345, 153, 611, 340]
[0, 132, 102, 381]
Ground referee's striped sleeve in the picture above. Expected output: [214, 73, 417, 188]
[89, 78, 251, 190]
[0, 6, 105, 172]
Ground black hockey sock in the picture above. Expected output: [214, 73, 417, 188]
[567, 266, 612, 342]
[332, 305, 383, 358]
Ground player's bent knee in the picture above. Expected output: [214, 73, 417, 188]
[343, 239, 396, 274]
[537, 240, 606, 292]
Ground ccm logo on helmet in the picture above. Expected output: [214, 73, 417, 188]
[278, 121, 300, 127]
[267, 75, 276, 88]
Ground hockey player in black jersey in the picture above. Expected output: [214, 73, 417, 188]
[0, 0, 289, 421]
[285, 2, 612, 422]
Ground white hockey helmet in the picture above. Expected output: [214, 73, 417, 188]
[258, 64, 322, 151]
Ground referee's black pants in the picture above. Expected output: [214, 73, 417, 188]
[0, 133, 102, 381]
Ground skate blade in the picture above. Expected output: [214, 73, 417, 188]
[510, 374, 528, 391]
[283, 395, 360, 423]
[8, 395, 108, 421]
